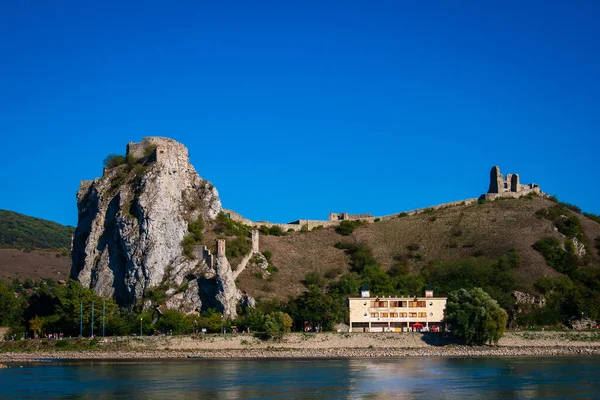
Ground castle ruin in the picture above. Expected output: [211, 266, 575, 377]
[483, 166, 544, 201]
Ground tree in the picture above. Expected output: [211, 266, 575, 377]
[444, 287, 508, 345]
[29, 315, 44, 337]
[0, 282, 24, 327]
[264, 312, 292, 338]
[157, 310, 193, 335]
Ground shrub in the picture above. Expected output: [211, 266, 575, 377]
[406, 243, 420, 252]
[103, 154, 127, 169]
[187, 217, 205, 243]
[536, 206, 584, 240]
[269, 226, 284, 236]
[324, 268, 342, 279]
[312, 225, 323, 231]
[226, 236, 251, 258]
[287, 228, 295, 232]
[300, 225, 309, 233]
[55, 340, 69, 348]
[398, 212, 408, 218]
[262, 250, 272, 262]
[215, 212, 250, 237]
[533, 237, 579, 274]
[266, 265, 278, 274]
[143, 145, 157, 157]
[334, 242, 378, 274]
[559, 202, 582, 214]
[336, 220, 361, 236]
[584, 213, 600, 224]
[387, 263, 409, 277]
[182, 235, 196, 259]
[303, 272, 327, 289]
[374, 218, 381, 222]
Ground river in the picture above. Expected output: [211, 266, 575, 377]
[1, 357, 598, 399]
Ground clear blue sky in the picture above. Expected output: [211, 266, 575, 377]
[1, 1, 599, 227]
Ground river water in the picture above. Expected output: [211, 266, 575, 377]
[0, 357, 598, 399]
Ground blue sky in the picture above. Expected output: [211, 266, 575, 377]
[1, 1, 599, 227]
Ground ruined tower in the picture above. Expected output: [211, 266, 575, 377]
[484, 166, 543, 201]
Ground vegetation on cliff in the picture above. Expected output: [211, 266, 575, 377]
[0, 210, 74, 249]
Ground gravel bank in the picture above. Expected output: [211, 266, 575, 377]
[1, 331, 599, 362]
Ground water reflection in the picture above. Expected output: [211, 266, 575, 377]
[1, 357, 599, 399]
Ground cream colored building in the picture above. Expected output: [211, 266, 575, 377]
[348, 288, 446, 332]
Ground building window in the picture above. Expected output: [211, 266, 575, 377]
[381, 313, 389, 318]
[370, 312, 379, 318]
[370, 301, 388, 308]
[409, 312, 417, 318]
[389, 313, 398, 318]
[399, 301, 407, 307]
[399, 313, 407, 317]
[418, 312, 427, 318]
[389, 301, 399, 307]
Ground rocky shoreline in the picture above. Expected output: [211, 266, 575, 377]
[0, 346, 598, 362]
[1, 331, 600, 362]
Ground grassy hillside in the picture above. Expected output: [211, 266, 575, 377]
[0, 210, 74, 249]
[237, 196, 600, 300]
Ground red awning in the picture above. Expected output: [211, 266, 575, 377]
[412, 322, 423, 327]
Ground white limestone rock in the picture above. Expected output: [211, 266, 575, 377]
[71, 137, 223, 311]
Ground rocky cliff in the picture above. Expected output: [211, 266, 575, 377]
[71, 137, 248, 318]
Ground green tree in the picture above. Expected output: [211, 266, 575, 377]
[444, 287, 508, 345]
[29, 315, 45, 337]
[238, 307, 265, 332]
[157, 309, 193, 335]
[264, 311, 293, 338]
[0, 282, 24, 327]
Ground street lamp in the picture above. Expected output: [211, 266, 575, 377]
[140, 318, 143, 337]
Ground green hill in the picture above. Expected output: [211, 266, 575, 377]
[0, 210, 74, 249]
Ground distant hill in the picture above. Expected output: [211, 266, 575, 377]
[0, 210, 74, 249]
[237, 196, 600, 299]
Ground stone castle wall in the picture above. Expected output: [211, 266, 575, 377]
[485, 165, 545, 201]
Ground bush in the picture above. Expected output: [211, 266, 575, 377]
[532, 237, 579, 274]
[398, 212, 408, 218]
[312, 225, 323, 231]
[269, 226, 284, 236]
[444, 287, 508, 345]
[303, 272, 327, 289]
[324, 268, 342, 279]
[262, 250, 272, 262]
[300, 225, 309, 233]
[387, 263, 409, 277]
[584, 213, 600, 224]
[336, 220, 361, 236]
[537, 206, 584, 240]
[406, 243, 420, 252]
[103, 154, 127, 169]
[55, 340, 69, 348]
[181, 235, 196, 259]
[226, 236, 251, 258]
